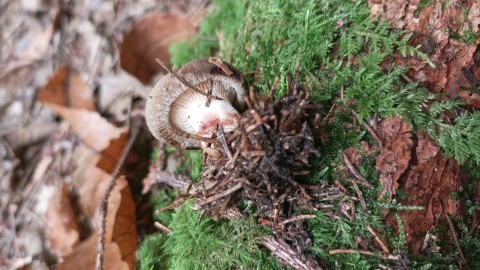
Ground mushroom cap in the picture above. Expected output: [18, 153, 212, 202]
[145, 58, 246, 148]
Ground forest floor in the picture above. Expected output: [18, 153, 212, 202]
[0, 0, 479, 270]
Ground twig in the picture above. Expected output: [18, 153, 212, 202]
[350, 110, 382, 147]
[342, 153, 372, 188]
[268, 74, 281, 100]
[349, 178, 367, 210]
[156, 58, 223, 102]
[217, 128, 233, 160]
[262, 237, 322, 270]
[95, 114, 142, 270]
[367, 225, 390, 254]
[208, 57, 233, 76]
[196, 182, 243, 206]
[155, 197, 188, 214]
[293, 58, 301, 96]
[154, 221, 172, 234]
[446, 214, 467, 267]
[280, 214, 317, 226]
[329, 249, 401, 261]
[152, 171, 191, 193]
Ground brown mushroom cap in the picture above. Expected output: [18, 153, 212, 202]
[145, 58, 246, 148]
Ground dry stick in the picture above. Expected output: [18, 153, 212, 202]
[95, 114, 142, 270]
[268, 74, 281, 100]
[446, 214, 468, 266]
[329, 249, 401, 261]
[154, 221, 172, 234]
[367, 225, 390, 254]
[156, 58, 223, 102]
[280, 214, 317, 226]
[196, 182, 244, 207]
[350, 110, 383, 148]
[262, 236, 322, 270]
[217, 128, 233, 160]
[349, 178, 367, 210]
[342, 153, 372, 188]
[293, 58, 301, 96]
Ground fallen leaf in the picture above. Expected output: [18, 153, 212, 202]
[111, 176, 137, 270]
[57, 234, 128, 270]
[96, 71, 149, 124]
[96, 131, 129, 174]
[58, 161, 136, 270]
[46, 184, 80, 257]
[38, 66, 96, 111]
[120, 13, 197, 83]
[45, 104, 122, 152]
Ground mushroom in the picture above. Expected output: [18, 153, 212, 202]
[145, 58, 247, 148]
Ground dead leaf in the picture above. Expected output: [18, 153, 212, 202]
[120, 13, 197, 83]
[57, 234, 128, 270]
[97, 71, 149, 124]
[96, 131, 129, 174]
[400, 131, 465, 253]
[57, 169, 136, 269]
[45, 104, 122, 152]
[38, 66, 96, 111]
[111, 177, 137, 270]
[46, 184, 80, 257]
[376, 116, 413, 201]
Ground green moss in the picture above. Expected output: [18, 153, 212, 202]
[169, 0, 247, 66]
[164, 201, 281, 270]
[138, 233, 168, 270]
[175, 150, 203, 182]
[151, 190, 176, 226]
[165, 0, 480, 268]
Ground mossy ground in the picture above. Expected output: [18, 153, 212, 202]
[140, 0, 480, 269]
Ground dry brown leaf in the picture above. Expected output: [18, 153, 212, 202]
[96, 131, 129, 174]
[46, 184, 80, 258]
[111, 176, 137, 270]
[57, 170, 136, 269]
[120, 13, 197, 83]
[376, 116, 413, 201]
[3, 23, 54, 75]
[45, 104, 122, 152]
[38, 66, 96, 111]
[400, 131, 465, 253]
[57, 234, 128, 270]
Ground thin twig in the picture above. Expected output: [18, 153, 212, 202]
[350, 110, 382, 147]
[329, 249, 401, 261]
[268, 74, 281, 100]
[349, 178, 367, 210]
[262, 237, 322, 270]
[95, 114, 142, 270]
[154, 221, 172, 234]
[280, 214, 317, 226]
[218, 128, 233, 160]
[196, 182, 243, 206]
[342, 153, 372, 188]
[367, 225, 390, 254]
[156, 58, 223, 101]
[446, 214, 467, 266]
